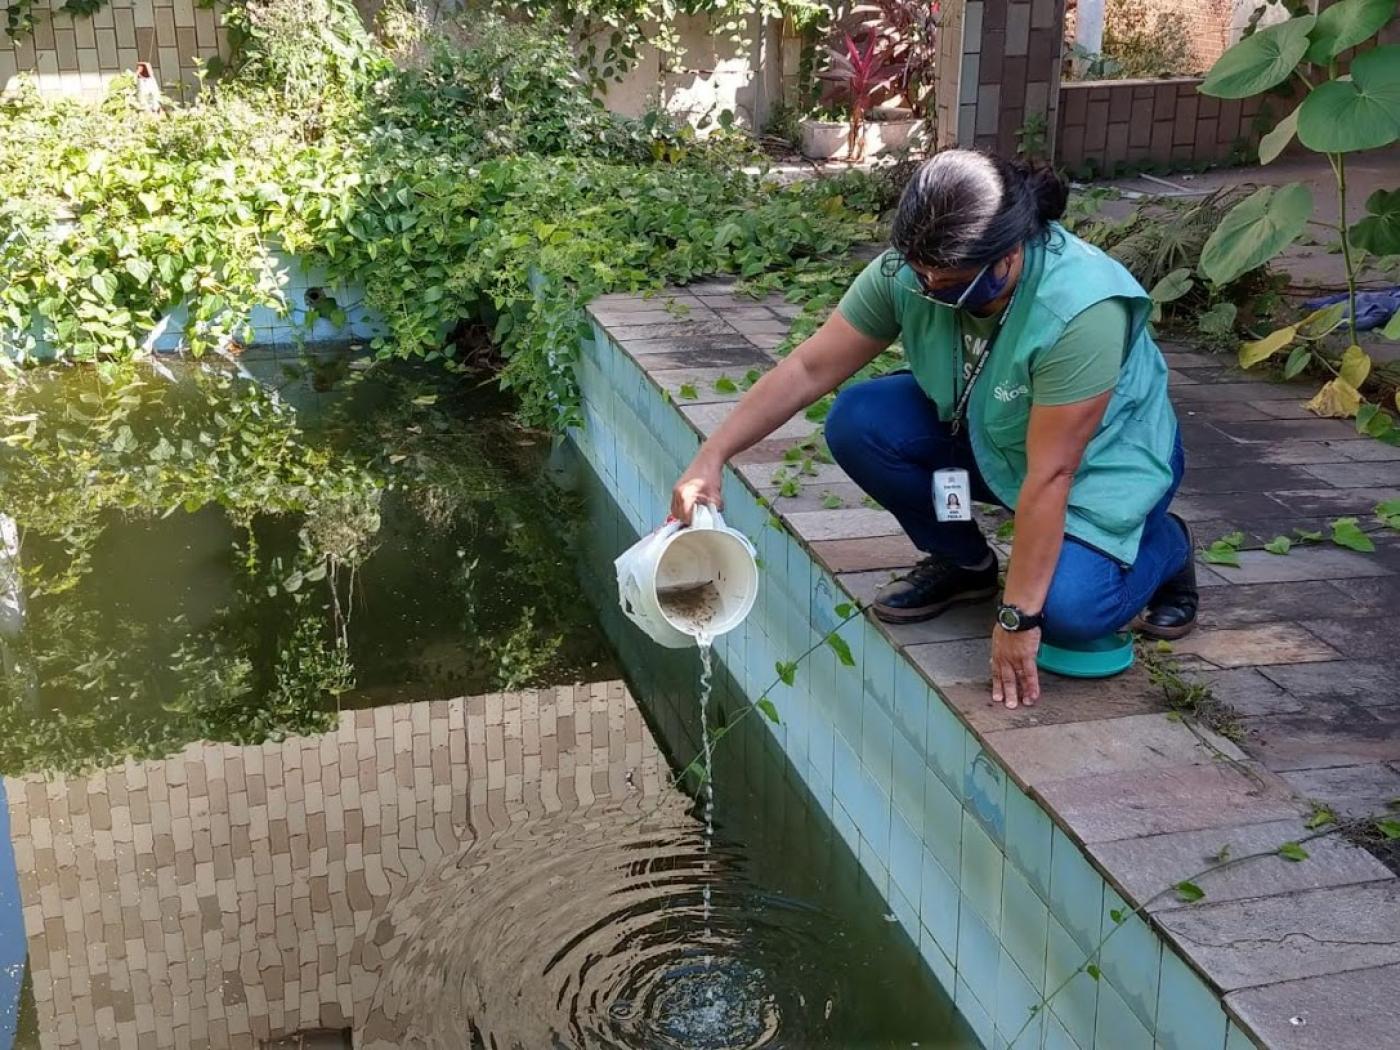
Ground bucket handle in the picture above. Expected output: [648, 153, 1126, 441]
[690, 502, 723, 531]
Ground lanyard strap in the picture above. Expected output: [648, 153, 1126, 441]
[950, 302, 1014, 436]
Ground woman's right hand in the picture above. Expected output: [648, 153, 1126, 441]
[671, 453, 724, 524]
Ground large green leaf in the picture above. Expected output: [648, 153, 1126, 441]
[1297, 45, 1400, 152]
[1200, 15, 1317, 98]
[1258, 103, 1300, 164]
[1350, 188, 1400, 257]
[1305, 0, 1398, 64]
[1200, 183, 1314, 286]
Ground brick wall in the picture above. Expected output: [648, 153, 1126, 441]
[1056, 76, 1278, 174]
[0, 0, 227, 101]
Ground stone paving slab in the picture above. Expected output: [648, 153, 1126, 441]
[589, 279, 1400, 1050]
[1225, 962, 1400, 1050]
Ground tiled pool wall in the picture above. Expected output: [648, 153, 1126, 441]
[571, 318, 1260, 1050]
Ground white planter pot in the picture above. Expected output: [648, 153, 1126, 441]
[799, 118, 921, 160]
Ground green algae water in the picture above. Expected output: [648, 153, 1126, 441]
[2, 355, 978, 1048]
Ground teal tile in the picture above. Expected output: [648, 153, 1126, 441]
[831, 616, 865, 746]
[891, 880, 919, 944]
[1097, 979, 1152, 1050]
[957, 897, 1001, 993]
[1005, 783, 1054, 900]
[924, 765, 963, 877]
[1155, 950, 1228, 1050]
[960, 808, 1005, 928]
[832, 798, 859, 854]
[858, 834, 890, 895]
[995, 949, 1045, 1048]
[1042, 1009, 1083, 1050]
[1046, 915, 1099, 1050]
[919, 923, 956, 992]
[893, 655, 929, 751]
[891, 726, 925, 828]
[807, 698, 835, 790]
[890, 806, 923, 902]
[850, 765, 891, 858]
[920, 848, 960, 962]
[1100, 887, 1161, 1032]
[862, 619, 897, 714]
[928, 692, 967, 799]
[1001, 865, 1050, 989]
[1048, 827, 1105, 953]
[861, 692, 894, 785]
[955, 976, 996, 1048]
[1225, 1019, 1260, 1050]
[810, 571, 844, 637]
[965, 742, 1009, 845]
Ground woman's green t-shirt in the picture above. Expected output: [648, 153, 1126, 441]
[838, 256, 1130, 407]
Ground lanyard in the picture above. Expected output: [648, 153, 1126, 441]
[949, 284, 1020, 436]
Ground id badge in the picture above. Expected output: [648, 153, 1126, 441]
[933, 468, 972, 523]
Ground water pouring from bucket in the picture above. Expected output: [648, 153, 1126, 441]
[615, 504, 758, 649]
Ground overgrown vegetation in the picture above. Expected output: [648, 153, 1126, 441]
[0, 6, 883, 430]
[1194, 0, 1400, 437]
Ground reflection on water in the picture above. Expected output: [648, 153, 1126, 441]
[3, 371, 976, 1049]
[0, 357, 613, 775]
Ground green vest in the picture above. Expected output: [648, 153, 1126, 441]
[899, 226, 1178, 565]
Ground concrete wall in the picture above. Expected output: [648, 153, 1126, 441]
[0, 0, 224, 99]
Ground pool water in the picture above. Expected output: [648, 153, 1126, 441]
[1, 357, 978, 1049]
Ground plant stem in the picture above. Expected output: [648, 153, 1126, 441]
[1332, 151, 1360, 347]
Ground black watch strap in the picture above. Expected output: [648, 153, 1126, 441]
[996, 603, 1044, 632]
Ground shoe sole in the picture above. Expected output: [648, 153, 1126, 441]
[1130, 614, 1198, 641]
[873, 586, 999, 625]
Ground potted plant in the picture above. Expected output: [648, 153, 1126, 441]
[801, 1, 938, 161]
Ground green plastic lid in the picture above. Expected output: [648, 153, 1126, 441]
[1037, 632, 1135, 679]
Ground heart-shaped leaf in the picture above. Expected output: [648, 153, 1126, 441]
[1201, 15, 1316, 98]
[756, 697, 780, 723]
[1350, 188, 1400, 258]
[1197, 301, 1237, 336]
[1297, 45, 1400, 153]
[1239, 324, 1298, 368]
[1174, 880, 1206, 903]
[1331, 516, 1375, 551]
[1150, 267, 1194, 304]
[1307, 377, 1362, 418]
[1201, 183, 1313, 286]
[1284, 344, 1312, 379]
[1340, 344, 1372, 388]
[1278, 841, 1310, 862]
[1298, 301, 1347, 338]
[1258, 103, 1300, 164]
[1305, 0, 1398, 64]
[1264, 535, 1293, 555]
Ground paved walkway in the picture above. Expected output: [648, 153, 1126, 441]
[590, 277, 1400, 1048]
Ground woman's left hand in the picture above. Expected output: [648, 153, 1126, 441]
[990, 626, 1041, 708]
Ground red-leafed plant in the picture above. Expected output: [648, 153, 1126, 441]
[817, 0, 940, 160]
[817, 31, 904, 160]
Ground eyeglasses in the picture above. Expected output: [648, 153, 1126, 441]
[913, 261, 992, 309]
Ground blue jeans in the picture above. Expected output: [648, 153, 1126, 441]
[825, 372, 1188, 645]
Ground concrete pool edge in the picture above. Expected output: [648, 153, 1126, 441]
[574, 282, 1400, 1050]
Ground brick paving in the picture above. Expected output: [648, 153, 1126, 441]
[589, 277, 1400, 1048]
[6, 683, 663, 1049]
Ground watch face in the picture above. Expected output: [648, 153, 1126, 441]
[997, 607, 1020, 631]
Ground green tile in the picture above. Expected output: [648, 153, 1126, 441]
[861, 698, 894, 795]
[858, 834, 890, 896]
[919, 923, 956, 992]
[921, 847, 961, 963]
[1100, 886, 1161, 1033]
[1155, 949, 1228, 1050]
[1225, 1019, 1261, 1049]
[890, 805, 923, 902]
[891, 727, 925, 828]
[928, 691, 967, 799]
[1046, 915, 1099, 1050]
[1042, 1009, 1083, 1050]
[960, 808, 1005, 929]
[957, 898, 1002, 993]
[1005, 782, 1055, 899]
[1048, 827, 1105, 953]
[924, 765, 963, 878]
[1001, 864, 1050, 989]
[995, 948, 1045, 1048]
[862, 619, 897, 713]
[955, 975, 996, 1048]
[893, 655, 929, 751]
[965, 742, 1008, 845]
[1096, 978, 1152, 1050]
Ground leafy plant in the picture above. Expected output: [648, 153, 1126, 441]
[816, 24, 905, 160]
[1197, 0, 1400, 440]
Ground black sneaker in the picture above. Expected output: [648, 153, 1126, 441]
[873, 552, 999, 624]
[1132, 513, 1199, 640]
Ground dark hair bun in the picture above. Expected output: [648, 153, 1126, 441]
[1017, 161, 1069, 224]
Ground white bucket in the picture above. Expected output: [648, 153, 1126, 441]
[614, 504, 758, 649]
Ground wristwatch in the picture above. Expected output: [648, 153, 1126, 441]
[996, 603, 1044, 633]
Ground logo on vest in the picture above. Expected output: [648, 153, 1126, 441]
[994, 383, 1029, 403]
